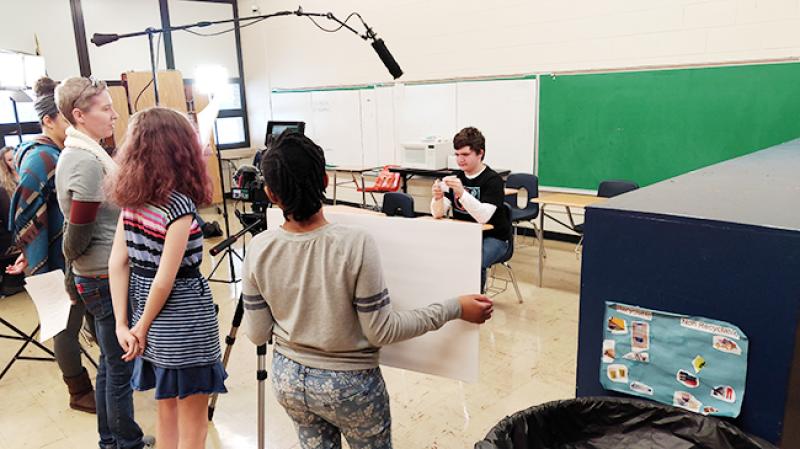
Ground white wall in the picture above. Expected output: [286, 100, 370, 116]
[168, 0, 238, 77]
[82, 0, 165, 80]
[0, 0, 80, 81]
[243, 0, 800, 89]
[1, 1, 238, 83]
[238, 1, 271, 148]
[236, 0, 800, 160]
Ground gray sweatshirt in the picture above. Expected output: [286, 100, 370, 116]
[242, 222, 462, 370]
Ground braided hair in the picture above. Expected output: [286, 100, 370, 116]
[260, 131, 327, 222]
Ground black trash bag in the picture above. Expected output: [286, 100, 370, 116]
[475, 397, 776, 449]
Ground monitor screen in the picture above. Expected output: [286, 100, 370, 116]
[266, 121, 305, 145]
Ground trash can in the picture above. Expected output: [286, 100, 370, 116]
[475, 397, 776, 449]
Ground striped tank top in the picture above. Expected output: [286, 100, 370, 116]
[124, 192, 221, 369]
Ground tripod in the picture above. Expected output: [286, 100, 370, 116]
[207, 296, 269, 449]
[0, 316, 99, 381]
[207, 217, 268, 448]
[206, 145, 242, 285]
[0, 318, 55, 381]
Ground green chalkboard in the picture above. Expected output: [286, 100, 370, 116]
[538, 63, 800, 190]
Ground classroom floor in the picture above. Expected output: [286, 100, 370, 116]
[0, 210, 582, 449]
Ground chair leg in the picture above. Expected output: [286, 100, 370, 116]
[575, 235, 584, 259]
[504, 262, 523, 304]
[532, 221, 547, 258]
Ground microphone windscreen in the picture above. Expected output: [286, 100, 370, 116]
[371, 39, 403, 79]
[91, 33, 120, 47]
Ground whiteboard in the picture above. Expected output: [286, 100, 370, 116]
[271, 77, 538, 173]
[457, 78, 537, 173]
[270, 91, 314, 139]
[272, 90, 366, 167]
[394, 83, 458, 163]
[311, 90, 364, 166]
[374, 86, 396, 165]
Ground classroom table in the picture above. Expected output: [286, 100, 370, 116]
[389, 167, 511, 193]
[504, 188, 519, 196]
[327, 166, 380, 206]
[325, 205, 493, 231]
[529, 192, 607, 286]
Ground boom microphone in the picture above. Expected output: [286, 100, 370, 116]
[371, 38, 403, 79]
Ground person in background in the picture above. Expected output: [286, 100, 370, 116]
[431, 127, 511, 292]
[6, 77, 96, 413]
[0, 146, 23, 295]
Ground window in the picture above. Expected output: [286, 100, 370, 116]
[214, 79, 249, 150]
[0, 90, 40, 148]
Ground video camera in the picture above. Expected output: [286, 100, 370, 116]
[232, 163, 269, 234]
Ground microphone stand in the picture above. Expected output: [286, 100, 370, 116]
[91, 7, 401, 107]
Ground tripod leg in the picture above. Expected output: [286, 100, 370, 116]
[257, 344, 267, 449]
[208, 296, 245, 421]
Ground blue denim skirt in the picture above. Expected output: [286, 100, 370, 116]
[132, 358, 228, 400]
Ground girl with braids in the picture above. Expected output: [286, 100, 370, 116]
[242, 131, 493, 449]
[108, 107, 226, 449]
[7, 76, 96, 413]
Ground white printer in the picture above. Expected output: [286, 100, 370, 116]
[401, 136, 451, 169]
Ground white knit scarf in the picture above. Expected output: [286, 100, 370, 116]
[62, 126, 117, 174]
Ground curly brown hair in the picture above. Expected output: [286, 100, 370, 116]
[109, 107, 212, 208]
[453, 127, 485, 160]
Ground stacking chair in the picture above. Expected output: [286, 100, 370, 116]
[486, 204, 523, 304]
[504, 173, 545, 255]
[357, 165, 401, 209]
[381, 192, 415, 217]
[574, 180, 639, 255]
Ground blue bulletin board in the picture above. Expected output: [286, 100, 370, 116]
[600, 302, 749, 418]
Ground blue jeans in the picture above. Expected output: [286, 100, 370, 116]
[482, 237, 509, 292]
[272, 351, 392, 449]
[75, 275, 144, 449]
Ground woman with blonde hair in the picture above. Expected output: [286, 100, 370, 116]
[55, 76, 151, 448]
[0, 146, 18, 198]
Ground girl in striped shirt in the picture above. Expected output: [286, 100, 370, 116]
[108, 107, 226, 449]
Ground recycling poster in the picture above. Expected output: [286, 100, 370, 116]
[600, 302, 748, 417]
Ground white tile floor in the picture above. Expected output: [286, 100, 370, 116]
[0, 211, 582, 449]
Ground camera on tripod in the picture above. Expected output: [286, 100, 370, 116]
[232, 164, 269, 234]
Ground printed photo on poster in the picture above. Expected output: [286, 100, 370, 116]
[711, 385, 736, 403]
[692, 355, 706, 373]
[673, 391, 702, 413]
[602, 340, 616, 363]
[623, 351, 649, 363]
[713, 336, 742, 355]
[631, 321, 650, 352]
[676, 369, 700, 388]
[630, 381, 654, 396]
[607, 364, 629, 383]
[608, 316, 627, 335]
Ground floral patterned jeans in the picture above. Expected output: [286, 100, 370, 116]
[272, 351, 392, 449]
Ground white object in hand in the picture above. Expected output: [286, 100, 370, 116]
[439, 180, 450, 193]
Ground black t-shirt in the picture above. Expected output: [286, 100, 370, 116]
[446, 166, 511, 241]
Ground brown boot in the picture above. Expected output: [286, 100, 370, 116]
[63, 368, 96, 414]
